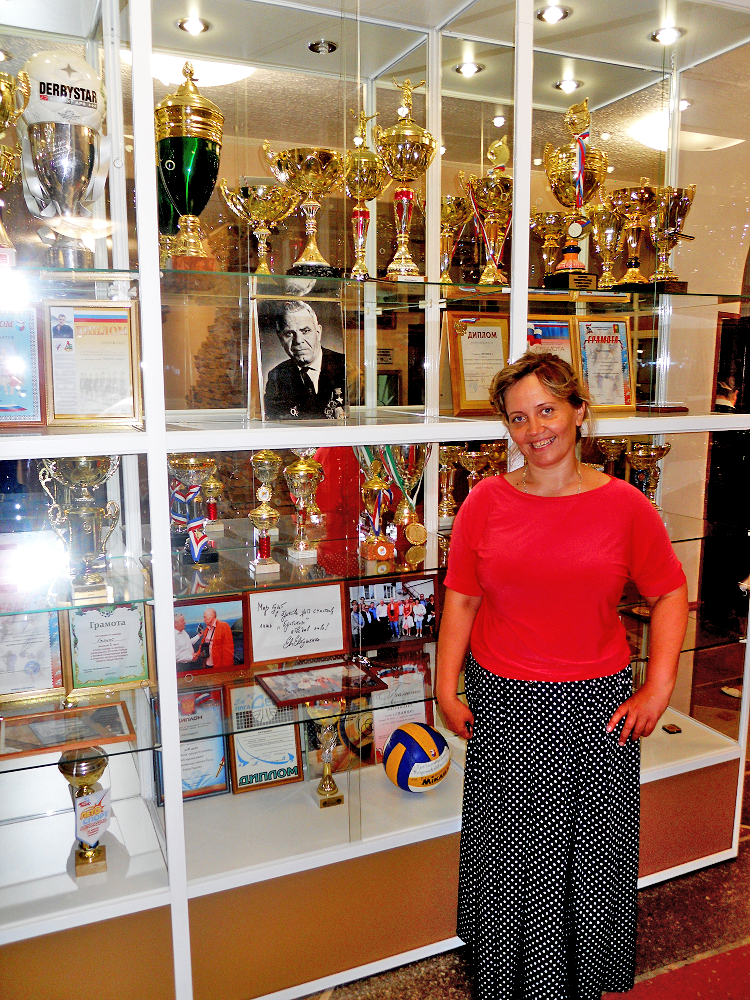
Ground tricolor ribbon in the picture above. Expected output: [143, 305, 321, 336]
[467, 186, 512, 274]
[573, 129, 589, 209]
[379, 444, 431, 510]
[373, 485, 393, 538]
[171, 483, 209, 561]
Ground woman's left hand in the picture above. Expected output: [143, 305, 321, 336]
[606, 678, 673, 746]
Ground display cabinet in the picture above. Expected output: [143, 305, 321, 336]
[1, 0, 749, 999]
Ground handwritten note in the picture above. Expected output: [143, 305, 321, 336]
[248, 584, 345, 664]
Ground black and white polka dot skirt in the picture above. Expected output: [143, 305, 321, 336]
[457, 654, 639, 1000]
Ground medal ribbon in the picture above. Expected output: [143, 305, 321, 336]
[379, 445, 431, 509]
[573, 129, 589, 209]
[171, 483, 208, 560]
[373, 486, 393, 538]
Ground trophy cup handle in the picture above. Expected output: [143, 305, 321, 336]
[457, 170, 466, 194]
[542, 143, 553, 173]
[415, 190, 425, 216]
[38, 467, 69, 545]
[101, 501, 121, 552]
[219, 179, 245, 221]
[372, 124, 383, 148]
[13, 71, 30, 124]
[261, 139, 275, 165]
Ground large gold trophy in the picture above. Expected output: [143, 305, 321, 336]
[607, 177, 659, 287]
[529, 210, 566, 283]
[219, 178, 300, 274]
[543, 100, 608, 289]
[378, 444, 430, 527]
[460, 138, 513, 285]
[648, 185, 696, 291]
[58, 746, 110, 876]
[39, 457, 120, 602]
[438, 444, 464, 527]
[374, 79, 437, 281]
[262, 140, 344, 277]
[359, 458, 395, 561]
[344, 111, 390, 281]
[0, 69, 29, 265]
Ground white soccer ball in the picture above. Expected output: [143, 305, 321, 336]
[21, 51, 105, 130]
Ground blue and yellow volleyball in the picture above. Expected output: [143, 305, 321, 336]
[382, 723, 450, 792]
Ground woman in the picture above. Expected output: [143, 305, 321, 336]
[437, 352, 688, 1000]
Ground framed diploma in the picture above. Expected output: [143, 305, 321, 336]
[256, 660, 387, 709]
[63, 604, 154, 694]
[177, 687, 229, 800]
[43, 299, 142, 426]
[247, 582, 346, 666]
[0, 308, 44, 426]
[445, 311, 509, 415]
[0, 611, 63, 705]
[0, 701, 135, 759]
[526, 317, 574, 366]
[573, 316, 636, 412]
[227, 682, 302, 792]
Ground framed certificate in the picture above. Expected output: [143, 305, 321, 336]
[227, 682, 302, 793]
[44, 299, 142, 426]
[0, 701, 135, 759]
[445, 311, 509, 415]
[63, 604, 154, 694]
[0, 611, 63, 705]
[256, 660, 387, 709]
[0, 308, 44, 426]
[573, 316, 636, 412]
[247, 582, 346, 666]
[177, 687, 229, 800]
[370, 652, 434, 763]
[526, 317, 574, 366]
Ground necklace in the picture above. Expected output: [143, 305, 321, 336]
[523, 462, 582, 495]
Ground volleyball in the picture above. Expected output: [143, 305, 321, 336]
[382, 723, 450, 792]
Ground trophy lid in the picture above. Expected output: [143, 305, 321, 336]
[155, 62, 224, 144]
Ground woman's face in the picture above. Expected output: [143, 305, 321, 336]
[504, 373, 584, 469]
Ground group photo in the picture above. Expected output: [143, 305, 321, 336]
[348, 576, 437, 649]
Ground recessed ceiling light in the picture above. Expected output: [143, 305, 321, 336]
[650, 26, 685, 44]
[535, 5, 571, 23]
[600, 131, 611, 141]
[177, 16, 211, 34]
[679, 99, 692, 111]
[493, 115, 505, 127]
[440, 146, 446, 155]
[455, 62, 484, 77]
[555, 79, 582, 93]
[0, 50, 12, 63]
[607, 166, 615, 172]
[533, 158, 543, 166]
[308, 39, 337, 54]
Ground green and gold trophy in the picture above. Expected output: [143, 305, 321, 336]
[543, 100, 608, 289]
[58, 746, 110, 876]
[155, 63, 224, 269]
[0, 68, 29, 265]
[626, 442, 671, 509]
[648, 185, 696, 292]
[39, 457, 120, 602]
[373, 78, 437, 281]
[219, 178, 300, 275]
[459, 138, 513, 285]
[344, 110, 391, 281]
[379, 444, 430, 528]
[607, 177, 659, 287]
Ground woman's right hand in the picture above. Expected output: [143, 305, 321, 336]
[438, 695, 474, 739]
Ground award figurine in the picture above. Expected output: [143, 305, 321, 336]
[0, 67, 29, 265]
[39, 457, 120, 602]
[306, 700, 345, 807]
[58, 746, 110, 876]
[607, 177, 659, 288]
[626, 442, 671, 509]
[284, 453, 321, 562]
[379, 444, 430, 528]
[438, 445, 463, 528]
[373, 78, 437, 281]
[344, 110, 391, 281]
[648, 185, 696, 292]
[359, 458, 395, 561]
[543, 100, 608, 290]
[219, 178, 300, 274]
[459, 138, 513, 285]
[262, 140, 344, 277]
[155, 63, 224, 269]
[167, 455, 219, 565]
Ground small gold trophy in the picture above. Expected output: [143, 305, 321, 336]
[378, 444, 431, 527]
[459, 449, 489, 490]
[648, 185, 696, 291]
[39, 457, 120, 602]
[344, 111, 391, 281]
[626, 442, 671, 508]
[439, 195, 472, 283]
[167, 454, 219, 565]
[306, 700, 345, 807]
[597, 437, 627, 476]
[374, 78, 437, 281]
[588, 203, 625, 290]
[262, 141, 344, 277]
[0, 68, 29, 265]
[607, 177, 659, 287]
[359, 458, 395, 561]
[543, 100, 608, 289]
[482, 441, 508, 477]
[438, 445, 464, 527]
[202, 472, 224, 536]
[460, 138, 513, 285]
[284, 453, 321, 562]
[250, 449, 282, 541]
[58, 746, 110, 876]
[219, 178, 300, 274]
[529, 210, 567, 282]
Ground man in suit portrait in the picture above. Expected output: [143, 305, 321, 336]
[52, 313, 74, 339]
[264, 300, 345, 419]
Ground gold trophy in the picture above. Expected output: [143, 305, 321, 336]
[648, 185, 696, 291]
[378, 444, 431, 527]
[58, 746, 110, 876]
[284, 453, 321, 561]
[543, 100, 608, 289]
[344, 111, 390, 281]
[482, 441, 508, 477]
[262, 140, 344, 277]
[460, 138, 513, 285]
[438, 445, 464, 526]
[459, 449, 489, 490]
[249, 450, 282, 574]
[438, 195, 472, 283]
[359, 458, 395, 561]
[588, 203, 624, 290]
[306, 700, 345, 807]
[39, 457, 120, 602]
[626, 442, 671, 508]
[597, 437, 627, 476]
[529, 210, 566, 283]
[0, 68, 29, 265]
[219, 178, 300, 275]
[374, 78, 437, 281]
[607, 177, 659, 287]
[202, 472, 224, 536]
[291, 448, 325, 524]
[167, 454, 219, 565]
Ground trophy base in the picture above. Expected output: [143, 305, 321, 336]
[636, 402, 689, 413]
[171, 254, 217, 272]
[648, 279, 689, 294]
[314, 783, 345, 808]
[544, 271, 598, 290]
[288, 546, 318, 563]
[204, 521, 225, 536]
[250, 558, 280, 577]
[71, 579, 110, 603]
[438, 515, 456, 531]
[363, 558, 395, 576]
[46, 243, 93, 269]
[180, 549, 220, 566]
[75, 844, 107, 877]
[287, 263, 341, 278]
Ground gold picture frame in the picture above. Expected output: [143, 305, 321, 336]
[61, 603, 156, 698]
[572, 315, 636, 413]
[445, 311, 509, 416]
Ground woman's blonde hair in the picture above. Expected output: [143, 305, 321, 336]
[489, 351, 593, 442]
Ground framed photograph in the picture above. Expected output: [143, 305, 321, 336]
[0, 701, 135, 759]
[254, 292, 347, 421]
[526, 317, 574, 366]
[573, 316, 636, 412]
[370, 651, 434, 762]
[256, 660, 387, 709]
[43, 299, 142, 426]
[174, 595, 248, 677]
[227, 682, 302, 793]
[0, 308, 44, 426]
[445, 311, 509, 415]
[247, 583, 346, 666]
[0, 611, 63, 705]
[176, 687, 229, 800]
[347, 574, 438, 651]
[63, 604, 154, 695]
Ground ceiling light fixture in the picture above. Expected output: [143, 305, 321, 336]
[0, 50, 12, 63]
[308, 39, 337, 54]
[177, 16, 211, 34]
[455, 62, 484, 77]
[600, 131, 611, 141]
[555, 78, 582, 93]
[650, 26, 685, 44]
[440, 146, 446, 155]
[121, 50, 255, 88]
[493, 114, 505, 127]
[535, 5, 571, 23]
[679, 99, 692, 111]
[607, 166, 615, 172]
[533, 158, 543, 166]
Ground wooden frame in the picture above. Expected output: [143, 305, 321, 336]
[43, 298, 142, 426]
[62, 603, 155, 696]
[526, 316, 574, 366]
[445, 311, 509, 415]
[572, 315, 636, 412]
[0, 306, 45, 427]
[0, 610, 64, 706]
[174, 594, 249, 678]
[346, 573, 439, 652]
[255, 660, 387, 709]
[227, 681, 303, 793]
[176, 686, 230, 800]
[0, 700, 135, 759]
[247, 582, 346, 667]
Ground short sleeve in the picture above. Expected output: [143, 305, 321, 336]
[629, 495, 686, 598]
[444, 488, 485, 597]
